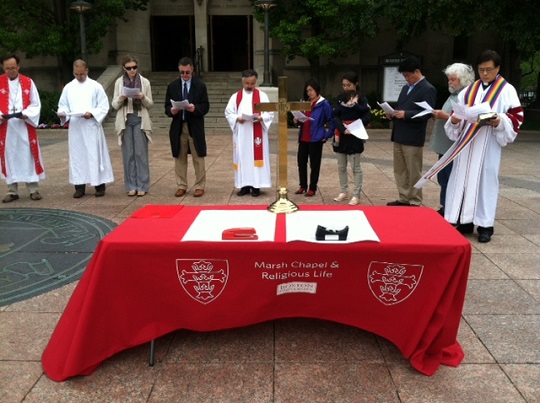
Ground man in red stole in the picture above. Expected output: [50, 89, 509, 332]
[445, 50, 524, 243]
[0, 54, 44, 203]
[224, 69, 274, 197]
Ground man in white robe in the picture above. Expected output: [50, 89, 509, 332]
[58, 59, 114, 198]
[224, 69, 274, 197]
[0, 54, 44, 203]
[445, 50, 524, 243]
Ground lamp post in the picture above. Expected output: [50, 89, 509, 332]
[70, 1, 93, 62]
[255, 0, 276, 87]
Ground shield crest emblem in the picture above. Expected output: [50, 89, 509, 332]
[367, 261, 423, 306]
[176, 259, 229, 304]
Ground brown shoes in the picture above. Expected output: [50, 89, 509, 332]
[30, 192, 42, 201]
[2, 194, 19, 203]
[193, 189, 204, 197]
[175, 188, 186, 197]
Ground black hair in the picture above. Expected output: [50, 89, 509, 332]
[242, 69, 258, 79]
[342, 71, 359, 86]
[398, 56, 422, 73]
[178, 57, 194, 67]
[476, 50, 501, 67]
[303, 78, 321, 99]
[1, 54, 20, 65]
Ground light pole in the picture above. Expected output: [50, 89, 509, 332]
[70, 1, 93, 62]
[255, 0, 276, 87]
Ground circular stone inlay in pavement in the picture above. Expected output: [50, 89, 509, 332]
[0, 208, 117, 306]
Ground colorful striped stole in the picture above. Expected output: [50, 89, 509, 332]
[415, 75, 507, 188]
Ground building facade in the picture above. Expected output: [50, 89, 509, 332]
[23, 0, 506, 104]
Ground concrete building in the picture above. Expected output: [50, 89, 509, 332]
[23, 0, 507, 104]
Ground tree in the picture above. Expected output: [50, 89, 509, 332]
[0, 0, 149, 83]
[252, 0, 379, 80]
[379, 0, 540, 87]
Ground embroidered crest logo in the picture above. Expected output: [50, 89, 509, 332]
[367, 261, 423, 305]
[176, 259, 229, 304]
[254, 137, 262, 147]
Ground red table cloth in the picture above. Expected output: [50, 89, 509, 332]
[42, 205, 471, 381]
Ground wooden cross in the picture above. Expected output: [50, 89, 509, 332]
[256, 76, 311, 213]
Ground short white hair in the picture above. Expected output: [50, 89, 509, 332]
[443, 63, 475, 87]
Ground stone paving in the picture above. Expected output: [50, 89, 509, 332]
[0, 126, 539, 402]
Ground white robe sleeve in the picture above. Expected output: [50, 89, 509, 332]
[57, 82, 72, 125]
[22, 80, 41, 128]
[224, 93, 239, 132]
[89, 81, 109, 124]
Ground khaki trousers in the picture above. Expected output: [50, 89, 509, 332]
[175, 122, 206, 190]
[393, 142, 423, 205]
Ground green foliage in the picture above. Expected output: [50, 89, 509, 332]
[0, 0, 149, 60]
[38, 90, 61, 126]
[380, 0, 540, 60]
[252, 0, 379, 65]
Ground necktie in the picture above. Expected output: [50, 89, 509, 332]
[183, 83, 188, 120]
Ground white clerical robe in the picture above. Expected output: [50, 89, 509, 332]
[444, 80, 522, 227]
[58, 77, 114, 186]
[225, 89, 274, 189]
[0, 77, 44, 184]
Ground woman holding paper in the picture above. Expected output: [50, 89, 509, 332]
[293, 79, 335, 197]
[112, 55, 154, 197]
[332, 72, 371, 205]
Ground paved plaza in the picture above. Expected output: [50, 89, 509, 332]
[0, 126, 539, 402]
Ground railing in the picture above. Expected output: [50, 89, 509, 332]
[194, 46, 204, 77]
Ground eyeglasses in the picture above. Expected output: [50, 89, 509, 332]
[124, 66, 138, 71]
[478, 67, 497, 73]
[180, 71, 192, 75]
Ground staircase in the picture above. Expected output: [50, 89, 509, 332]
[103, 72, 242, 134]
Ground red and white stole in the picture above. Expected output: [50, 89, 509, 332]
[0, 74, 43, 177]
[236, 89, 264, 167]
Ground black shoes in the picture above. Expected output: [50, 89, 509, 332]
[251, 188, 261, 197]
[95, 184, 106, 197]
[456, 223, 474, 234]
[455, 223, 493, 243]
[387, 200, 410, 206]
[73, 186, 86, 198]
[237, 186, 251, 196]
[477, 226, 494, 243]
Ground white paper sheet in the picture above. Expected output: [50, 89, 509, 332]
[286, 210, 380, 243]
[122, 87, 141, 98]
[56, 111, 85, 118]
[181, 210, 277, 242]
[452, 101, 492, 124]
[241, 112, 260, 122]
[171, 99, 189, 110]
[412, 101, 434, 119]
[377, 101, 395, 116]
[292, 110, 312, 122]
[344, 119, 369, 140]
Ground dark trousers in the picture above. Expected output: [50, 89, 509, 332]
[437, 154, 453, 207]
[297, 141, 324, 191]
